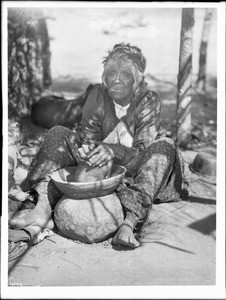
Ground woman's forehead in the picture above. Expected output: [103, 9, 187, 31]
[105, 56, 134, 72]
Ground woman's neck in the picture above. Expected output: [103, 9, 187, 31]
[113, 96, 132, 107]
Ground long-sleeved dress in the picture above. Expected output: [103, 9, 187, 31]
[22, 81, 189, 229]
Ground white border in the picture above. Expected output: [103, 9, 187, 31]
[216, 0, 226, 296]
[2, 1, 223, 9]
[1, 1, 225, 299]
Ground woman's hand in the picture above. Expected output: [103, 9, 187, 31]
[77, 143, 96, 161]
[86, 144, 114, 167]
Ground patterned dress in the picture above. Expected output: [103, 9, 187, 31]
[23, 81, 189, 229]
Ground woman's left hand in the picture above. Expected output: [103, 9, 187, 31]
[87, 144, 114, 167]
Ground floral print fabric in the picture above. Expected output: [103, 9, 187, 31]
[23, 126, 188, 228]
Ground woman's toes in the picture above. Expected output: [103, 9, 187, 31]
[112, 227, 140, 248]
[128, 236, 140, 248]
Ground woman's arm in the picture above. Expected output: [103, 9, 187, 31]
[82, 85, 161, 174]
[82, 84, 106, 143]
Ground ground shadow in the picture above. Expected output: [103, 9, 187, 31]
[111, 244, 137, 252]
[188, 195, 216, 205]
[140, 240, 196, 255]
[188, 212, 216, 237]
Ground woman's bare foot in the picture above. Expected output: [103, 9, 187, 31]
[112, 219, 140, 248]
[9, 198, 53, 230]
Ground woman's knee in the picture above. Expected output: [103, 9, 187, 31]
[47, 125, 71, 138]
[44, 125, 76, 145]
[148, 137, 176, 153]
[142, 138, 176, 165]
[152, 137, 175, 148]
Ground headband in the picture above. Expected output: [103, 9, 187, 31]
[103, 43, 146, 73]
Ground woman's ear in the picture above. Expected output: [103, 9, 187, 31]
[132, 68, 144, 92]
[101, 70, 107, 87]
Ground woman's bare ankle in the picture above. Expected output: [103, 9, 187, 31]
[112, 218, 140, 248]
[122, 218, 134, 228]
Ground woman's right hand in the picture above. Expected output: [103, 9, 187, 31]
[86, 144, 114, 167]
[77, 143, 96, 162]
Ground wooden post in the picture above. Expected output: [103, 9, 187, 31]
[197, 8, 213, 91]
[176, 8, 195, 147]
[38, 17, 52, 88]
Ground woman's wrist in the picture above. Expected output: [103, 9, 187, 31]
[103, 143, 139, 166]
[105, 144, 115, 159]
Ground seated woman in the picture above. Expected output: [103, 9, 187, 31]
[9, 43, 188, 248]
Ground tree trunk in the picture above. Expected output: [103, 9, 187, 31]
[197, 8, 213, 91]
[176, 8, 195, 147]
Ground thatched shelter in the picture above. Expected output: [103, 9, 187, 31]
[8, 8, 51, 117]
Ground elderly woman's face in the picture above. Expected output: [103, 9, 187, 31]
[105, 57, 134, 104]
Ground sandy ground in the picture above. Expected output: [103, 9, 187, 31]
[7, 147, 216, 287]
